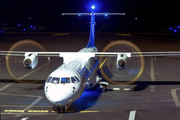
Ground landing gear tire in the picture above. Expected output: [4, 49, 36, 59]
[102, 86, 106, 92]
[57, 107, 61, 114]
[53, 105, 66, 114]
[97, 85, 106, 92]
[53, 105, 58, 111]
[57, 106, 66, 114]
[62, 106, 65, 113]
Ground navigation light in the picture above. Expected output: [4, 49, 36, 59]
[91, 5, 95, 9]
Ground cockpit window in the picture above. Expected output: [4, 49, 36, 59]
[74, 76, 80, 82]
[47, 77, 52, 83]
[71, 77, 77, 83]
[61, 78, 70, 84]
[51, 77, 60, 84]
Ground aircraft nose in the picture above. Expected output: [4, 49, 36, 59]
[45, 85, 72, 105]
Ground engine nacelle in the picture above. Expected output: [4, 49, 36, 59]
[23, 53, 38, 70]
[117, 53, 131, 70]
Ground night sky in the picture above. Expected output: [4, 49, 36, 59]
[0, 0, 179, 24]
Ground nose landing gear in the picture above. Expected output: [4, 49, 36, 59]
[53, 105, 66, 114]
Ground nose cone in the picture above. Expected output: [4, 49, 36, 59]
[45, 84, 72, 105]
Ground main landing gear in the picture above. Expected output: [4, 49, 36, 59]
[97, 81, 109, 92]
[97, 84, 107, 92]
[53, 105, 66, 114]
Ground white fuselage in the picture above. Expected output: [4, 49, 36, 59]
[44, 47, 100, 106]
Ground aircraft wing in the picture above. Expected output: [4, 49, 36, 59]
[1, 51, 180, 57]
[1, 51, 180, 82]
[130, 52, 180, 57]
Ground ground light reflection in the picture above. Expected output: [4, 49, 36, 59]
[68, 87, 101, 112]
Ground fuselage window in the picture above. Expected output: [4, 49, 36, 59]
[74, 76, 80, 82]
[47, 77, 52, 83]
[71, 77, 77, 83]
[61, 78, 71, 84]
[51, 77, 60, 84]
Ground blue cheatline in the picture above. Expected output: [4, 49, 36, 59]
[85, 59, 100, 80]
[86, 12, 95, 48]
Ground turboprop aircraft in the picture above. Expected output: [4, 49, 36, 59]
[1, 5, 180, 114]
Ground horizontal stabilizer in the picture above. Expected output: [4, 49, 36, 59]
[95, 13, 126, 16]
[62, 13, 91, 16]
[62, 13, 126, 16]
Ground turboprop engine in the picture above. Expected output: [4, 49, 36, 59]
[117, 53, 130, 70]
[99, 40, 144, 85]
[23, 53, 38, 70]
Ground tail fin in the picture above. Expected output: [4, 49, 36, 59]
[86, 13, 125, 48]
[87, 12, 95, 48]
[62, 12, 126, 48]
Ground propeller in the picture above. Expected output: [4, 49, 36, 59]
[6, 39, 48, 83]
[99, 40, 144, 85]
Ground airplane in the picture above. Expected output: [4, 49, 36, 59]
[1, 5, 180, 114]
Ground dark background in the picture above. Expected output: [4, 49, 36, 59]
[0, 0, 180, 32]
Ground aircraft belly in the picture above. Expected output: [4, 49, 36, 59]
[85, 73, 99, 89]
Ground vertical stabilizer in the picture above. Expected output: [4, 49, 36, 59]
[87, 12, 96, 48]
[62, 7, 126, 48]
